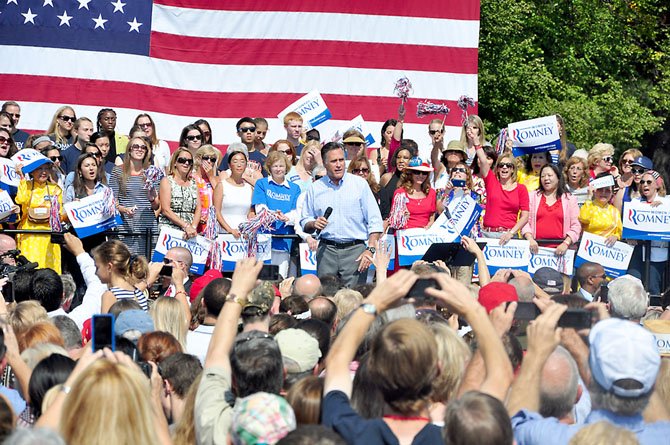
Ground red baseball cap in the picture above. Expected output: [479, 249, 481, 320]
[189, 269, 224, 302]
[478, 282, 518, 313]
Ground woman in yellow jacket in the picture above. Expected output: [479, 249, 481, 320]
[15, 161, 64, 273]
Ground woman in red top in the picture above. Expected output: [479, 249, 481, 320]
[475, 148, 529, 245]
[521, 164, 581, 255]
[391, 158, 436, 229]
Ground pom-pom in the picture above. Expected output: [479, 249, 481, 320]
[49, 196, 62, 232]
[393, 77, 413, 103]
[388, 193, 410, 230]
[202, 206, 218, 241]
[458, 95, 476, 123]
[209, 240, 222, 272]
[238, 208, 279, 258]
[102, 187, 117, 218]
[143, 165, 165, 190]
[495, 128, 508, 155]
[416, 101, 450, 118]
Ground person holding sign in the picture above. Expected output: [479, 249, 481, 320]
[476, 148, 529, 245]
[15, 159, 64, 273]
[522, 164, 581, 256]
[64, 152, 111, 203]
[158, 148, 200, 240]
[578, 172, 622, 247]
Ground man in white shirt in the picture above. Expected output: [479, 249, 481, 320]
[187, 277, 231, 364]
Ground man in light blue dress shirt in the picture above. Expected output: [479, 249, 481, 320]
[300, 143, 383, 287]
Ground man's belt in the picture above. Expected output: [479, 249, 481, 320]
[320, 239, 365, 249]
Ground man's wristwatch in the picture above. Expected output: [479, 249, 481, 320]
[225, 293, 246, 307]
[366, 246, 376, 255]
[360, 303, 377, 316]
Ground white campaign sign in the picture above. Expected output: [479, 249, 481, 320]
[396, 229, 457, 266]
[277, 90, 331, 130]
[478, 238, 532, 274]
[622, 199, 670, 241]
[217, 233, 272, 271]
[0, 158, 20, 187]
[0, 190, 16, 221]
[333, 114, 375, 146]
[575, 232, 634, 278]
[528, 247, 575, 276]
[299, 243, 318, 275]
[63, 193, 121, 238]
[152, 227, 213, 275]
[509, 115, 561, 157]
[429, 193, 482, 241]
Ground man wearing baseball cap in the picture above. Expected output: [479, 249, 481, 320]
[508, 307, 670, 444]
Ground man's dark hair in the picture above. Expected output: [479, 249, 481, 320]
[235, 117, 255, 130]
[203, 278, 231, 317]
[12, 270, 33, 303]
[308, 297, 337, 328]
[159, 353, 203, 398]
[279, 296, 309, 316]
[269, 313, 297, 336]
[51, 315, 82, 349]
[320, 142, 343, 163]
[297, 319, 331, 364]
[28, 354, 75, 417]
[115, 336, 139, 360]
[319, 274, 343, 298]
[444, 391, 513, 445]
[230, 330, 283, 397]
[31, 268, 63, 312]
[277, 425, 345, 445]
[305, 129, 321, 142]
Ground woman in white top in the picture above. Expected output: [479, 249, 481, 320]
[134, 113, 171, 170]
[213, 148, 254, 238]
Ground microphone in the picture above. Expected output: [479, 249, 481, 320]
[314, 207, 333, 237]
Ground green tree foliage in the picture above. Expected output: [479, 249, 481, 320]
[479, 0, 670, 151]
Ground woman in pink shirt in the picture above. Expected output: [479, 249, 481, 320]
[522, 164, 581, 255]
[475, 147, 529, 245]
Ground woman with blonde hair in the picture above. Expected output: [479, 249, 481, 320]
[8, 301, 48, 337]
[460, 115, 490, 165]
[587, 143, 617, 179]
[46, 106, 76, 150]
[94, 240, 150, 312]
[109, 136, 159, 256]
[151, 296, 188, 348]
[563, 156, 590, 206]
[193, 145, 221, 235]
[618, 148, 643, 186]
[158, 148, 200, 239]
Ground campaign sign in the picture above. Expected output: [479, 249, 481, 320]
[217, 233, 271, 272]
[397, 229, 457, 266]
[508, 115, 561, 157]
[152, 227, 213, 275]
[299, 243, 318, 275]
[478, 239, 532, 275]
[335, 115, 375, 146]
[64, 193, 121, 238]
[575, 232, 634, 278]
[11, 149, 52, 174]
[0, 190, 16, 222]
[622, 200, 670, 241]
[528, 247, 575, 276]
[0, 158, 20, 187]
[277, 90, 331, 131]
[429, 194, 482, 241]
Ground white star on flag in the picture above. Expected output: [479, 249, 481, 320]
[111, 0, 126, 13]
[57, 10, 73, 27]
[21, 8, 37, 24]
[127, 17, 142, 33]
[43, 0, 54, 7]
[92, 13, 108, 30]
[6, 0, 18, 5]
[78, 0, 92, 10]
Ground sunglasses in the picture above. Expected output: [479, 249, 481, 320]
[451, 167, 467, 174]
[640, 179, 654, 186]
[632, 168, 647, 175]
[306, 135, 320, 141]
[177, 157, 193, 165]
[49, 156, 63, 162]
[130, 144, 148, 151]
[238, 127, 256, 133]
[412, 171, 429, 176]
[352, 168, 369, 174]
[85, 152, 102, 158]
[59, 115, 76, 123]
[429, 129, 444, 135]
[0, 136, 10, 144]
[201, 156, 217, 163]
[138, 122, 152, 128]
[602, 156, 614, 163]
[345, 142, 363, 146]
[8, 113, 20, 119]
[185, 135, 202, 141]
[278, 149, 292, 155]
[621, 159, 634, 165]
[498, 162, 515, 169]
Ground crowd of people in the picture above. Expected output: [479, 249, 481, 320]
[0, 100, 668, 444]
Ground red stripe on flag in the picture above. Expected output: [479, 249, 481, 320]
[6, 74, 475, 126]
[153, 0, 480, 21]
[149, 33, 478, 74]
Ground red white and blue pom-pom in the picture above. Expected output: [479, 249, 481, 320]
[238, 208, 279, 258]
[457, 95, 476, 123]
[49, 196, 62, 232]
[143, 165, 165, 190]
[102, 187, 117, 218]
[393, 77, 413, 103]
[416, 101, 450, 118]
[387, 193, 410, 230]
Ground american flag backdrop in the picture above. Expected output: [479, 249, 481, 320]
[0, 0, 480, 152]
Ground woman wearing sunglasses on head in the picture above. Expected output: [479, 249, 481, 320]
[110, 137, 160, 256]
[158, 148, 200, 240]
[46, 106, 76, 150]
[613, 155, 652, 213]
[476, 147, 529, 244]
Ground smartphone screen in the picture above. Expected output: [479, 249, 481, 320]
[514, 302, 540, 321]
[258, 264, 279, 281]
[407, 278, 438, 300]
[649, 295, 663, 307]
[451, 179, 466, 188]
[159, 265, 173, 276]
[558, 309, 592, 329]
[92, 314, 115, 352]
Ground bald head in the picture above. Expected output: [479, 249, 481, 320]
[166, 247, 193, 270]
[539, 346, 579, 420]
[509, 276, 535, 302]
[308, 297, 337, 328]
[0, 235, 17, 265]
[293, 274, 321, 300]
[576, 262, 606, 294]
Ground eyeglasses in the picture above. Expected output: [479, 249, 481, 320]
[130, 144, 148, 151]
[632, 168, 647, 175]
[352, 168, 369, 174]
[8, 114, 20, 119]
[451, 167, 467, 174]
[0, 136, 10, 144]
[602, 156, 614, 163]
[345, 142, 363, 146]
[59, 115, 76, 123]
[256, 131, 267, 136]
[138, 122, 152, 128]
[278, 149, 292, 155]
[238, 127, 256, 133]
[621, 159, 634, 165]
[86, 152, 102, 158]
[201, 156, 217, 163]
[498, 163, 515, 169]
[429, 129, 444, 135]
[640, 180, 654, 186]
[176, 157, 193, 165]
[49, 156, 63, 162]
[185, 135, 202, 141]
